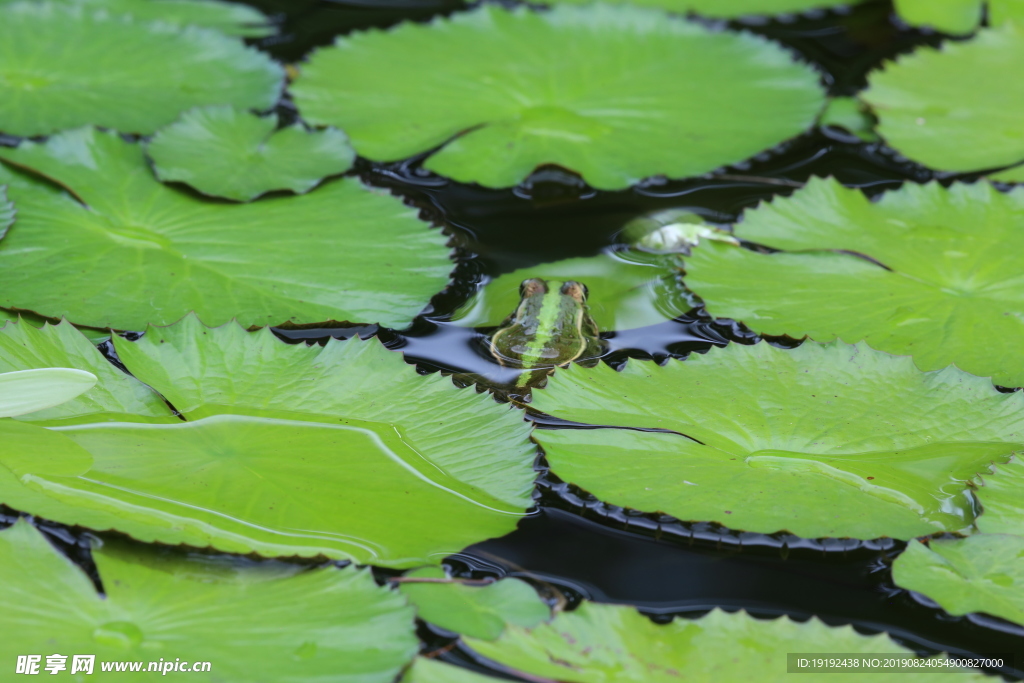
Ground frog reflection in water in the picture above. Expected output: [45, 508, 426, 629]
[488, 278, 604, 389]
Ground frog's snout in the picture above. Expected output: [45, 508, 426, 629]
[560, 281, 588, 302]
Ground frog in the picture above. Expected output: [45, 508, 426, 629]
[488, 278, 604, 389]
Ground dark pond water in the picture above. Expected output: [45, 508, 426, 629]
[10, 0, 1023, 678]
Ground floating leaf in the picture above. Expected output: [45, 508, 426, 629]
[892, 0, 982, 34]
[0, 0, 274, 36]
[893, 535, 1024, 626]
[863, 23, 1024, 173]
[402, 658, 497, 683]
[818, 96, 878, 142]
[0, 519, 418, 682]
[531, 341, 1024, 539]
[975, 456, 1024, 534]
[0, 368, 97, 418]
[148, 106, 356, 202]
[0, 128, 451, 330]
[992, 164, 1024, 183]
[1, 311, 110, 345]
[0, 2, 283, 136]
[0, 322, 170, 423]
[465, 602, 977, 682]
[892, 0, 1024, 33]
[452, 251, 688, 331]
[398, 568, 549, 640]
[292, 4, 825, 189]
[0, 317, 535, 566]
[685, 178, 1024, 387]
[541, 0, 857, 17]
[0, 187, 12, 239]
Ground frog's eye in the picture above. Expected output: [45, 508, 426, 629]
[520, 278, 547, 297]
[561, 281, 588, 301]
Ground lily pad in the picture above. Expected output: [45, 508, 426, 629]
[542, 0, 857, 18]
[1, 311, 110, 345]
[531, 341, 1024, 539]
[0, 2, 283, 136]
[402, 658, 497, 683]
[0, 321, 170, 423]
[291, 4, 825, 189]
[0, 519, 418, 682]
[992, 164, 1024, 183]
[0, 127, 452, 330]
[0, 187, 12, 238]
[452, 251, 688, 331]
[0, 317, 536, 566]
[818, 96, 878, 142]
[893, 0, 983, 33]
[465, 602, 977, 682]
[892, 535, 1024, 626]
[862, 23, 1024, 173]
[893, 0, 1024, 34]
[0, 368, 97, 418]
[975, 456, 1024, 534]
[0, 0, 274, 36]
[684, 177, 1024, 388]
[148, 106, 356, 202]
[398, 568, 549, 640]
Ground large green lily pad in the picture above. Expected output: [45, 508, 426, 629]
[531, 341, 1024, 539]
[542, 0, 856, 17]
[452, 251, 688, 331]
[0, 128, 452, 330]
[0, 519, 418, 682]
[0, 2, 282, 136]
[148, 106, 356, 202]
[398, 568, 549, 640]
[465, 602, 979, 682]
[893, 535, 1024, 627]
[0, 317, 535, 566]
[291, 4, 825, 190]
[975, 456, 1024, 534]
[0, 0, 274, 36]
[685, 177, 1024, 388]
[862, 23, 1024, 173]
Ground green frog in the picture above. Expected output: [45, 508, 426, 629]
[488, 278, 604, 389]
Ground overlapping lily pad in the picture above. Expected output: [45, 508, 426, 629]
[0, 317, 536, 566]
[453, 251, 688, 331]
[685, 178, 1024, 387]
[0, 2, 283, 136]
[0, 368, 97, 418]
[0, 519, 418, 682]
[893, 0, 1024, 34]
[465, 602, 978, 681]
[893, 535, 1024, 626]
[863, 23, 1024, 173]
[0, 128, 452, 329]
[543, 0, 856, 18]
[531, 341, 1024, 539]
[398, 568, 549, 640]
[0, 0, 274, 36]
[291, 4, 825, 189]
[402, 658, 496, 683]
[0, 187, 12, 238]
[148, 106, 356, 202]
[975, 457, 1024, 534]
